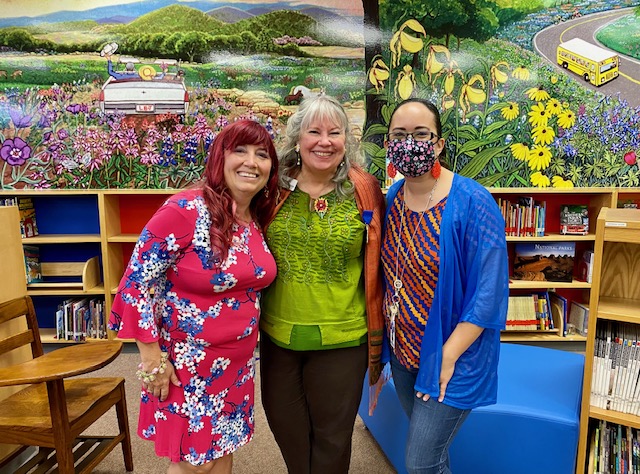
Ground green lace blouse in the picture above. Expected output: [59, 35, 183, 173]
[261, 187, 368, 350]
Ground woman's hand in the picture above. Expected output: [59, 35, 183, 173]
[415, 358, 454, 403]
[142, 359, 180, 402]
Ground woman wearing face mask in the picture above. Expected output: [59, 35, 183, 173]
[382, 98, 509, 474]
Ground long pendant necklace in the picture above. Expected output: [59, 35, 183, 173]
[388, 179, 439, 349]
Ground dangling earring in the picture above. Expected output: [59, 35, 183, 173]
[295, 143, 301, 166]
[263, 187, 269, 198]
[338, 160, 345, 169]
[431, 161, 442, 179]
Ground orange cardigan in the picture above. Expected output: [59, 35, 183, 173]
[265, 165, 385, 385]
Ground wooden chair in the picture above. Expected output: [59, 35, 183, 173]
[0, 295, 133, 473]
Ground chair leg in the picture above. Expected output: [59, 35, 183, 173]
[116, 381, 134, 471]
[47, 379, 75, 474]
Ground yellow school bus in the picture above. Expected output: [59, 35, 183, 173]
[557, 38, 619, 86]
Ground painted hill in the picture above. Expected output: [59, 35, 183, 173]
[207, 6, 255, 24]
[116, 5, 225, 34]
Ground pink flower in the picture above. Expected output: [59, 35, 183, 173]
[624, 151, 637, 166]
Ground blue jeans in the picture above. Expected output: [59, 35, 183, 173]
[391, 353, 470, 474]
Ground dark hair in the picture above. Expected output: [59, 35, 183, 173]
[201, 119, 279, 261]
[388, 98, 443, 139]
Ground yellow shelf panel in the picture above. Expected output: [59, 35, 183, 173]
[506, 233, 595, 242]
[509, 279, 591, 290]
[596, 296, 640, 324]
[27, 283, 105, 296]
[22, 234, 101, 244]
[589, 406, 640, 429]
[108, 234, 141, 243]
[500, 332, 586, 342]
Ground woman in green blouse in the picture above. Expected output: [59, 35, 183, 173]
[260, 94, 385, 474]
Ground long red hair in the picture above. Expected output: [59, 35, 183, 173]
[201, 119, 279, 262]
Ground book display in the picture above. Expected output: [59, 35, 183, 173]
[576, 208, 640, 473]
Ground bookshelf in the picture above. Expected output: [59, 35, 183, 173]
[0, 187, 638, 344]
[575, 208, 640, 473]
[489, 187, 618, 343]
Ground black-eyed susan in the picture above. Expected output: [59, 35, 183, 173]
[510, 142, 529, 161]
[501, 102, 519, 121]
[530, 171, 550, 188]
[532, 125, 555, 146]
[528, 102, 549, 128]
[545, 98, 562, 116]
[528, 145, 552, 171]
[512, 66, 530, 80]
[557, 109, 576, 129]
[552, 176, 574, 188]
[526, 86, 551, 101]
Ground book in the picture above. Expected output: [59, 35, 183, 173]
[568, 301, 589, 336]
[578, 249, 594, 283]
[560, 204, 589, 235]
[23, 245, 43, 284]
[17, 197, 38, 238]
[549, 292, 568, 337]
[513, 242, 576, 283]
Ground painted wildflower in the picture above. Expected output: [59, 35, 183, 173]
[528, 103, 550, 128]
[501, 102, 519, 121]
[512, 66, 530, 80]
[557, 110, 576, 129]
[0, 137, 32, 166]
[545, 99, 562, 116]
[510, 143, 530, 161]
[528, 145, 552, 171]
[552, 176, 574, 188]
[530, 171, 550, 188]
[526, 86, 551, 102]
[532, 125, 555, 146]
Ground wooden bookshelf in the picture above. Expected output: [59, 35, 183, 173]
[576, 208, 640, 473]
[1, 187, 639, 344]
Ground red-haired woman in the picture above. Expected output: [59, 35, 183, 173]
[110, 119, 279, 474]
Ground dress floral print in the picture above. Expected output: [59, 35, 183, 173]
[109, 189, 276, 465]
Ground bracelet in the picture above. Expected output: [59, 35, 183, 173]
[136, 352, 169, 383]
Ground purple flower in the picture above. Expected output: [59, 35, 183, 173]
[9, 108, 34, 129]
[1, 137, 32, 166]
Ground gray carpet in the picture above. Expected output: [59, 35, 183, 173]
[83, 350, 396, 474]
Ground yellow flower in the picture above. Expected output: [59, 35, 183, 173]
[530, 171, 550, 188]
[528, 145, 552, 171]
[442, 94, 456, 111]
[531, 125, 555, 146]
[528, 102, 549, 128]
[459, 74, 486, 119]
[545, 99, 562, 116]
[512, 66, 530, 80]
[550, 75, 558, 84]
[490, 61, 509, 89]
[552, 176, 574, 188]
[526, 86, 551, 101]
[395, 64, 416, 100]
[390, 19, 427, 68]
[557, 109, 576, 129]
[368, 57, 390, 93]
[510, 143, 529, 161]
[425, 44, 451, 82]
[501, 102, 519, 121]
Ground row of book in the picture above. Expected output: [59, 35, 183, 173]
[588, 421, 640, 474]
[591, 321, 640, 415]
[496, 196, 546, 237]
[0, 196, 39, 238]
[56, 298, 107, 341]
[506, 293, 554, 331]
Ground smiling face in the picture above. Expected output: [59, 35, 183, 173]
[223, 143, 272, 203]
[298, 116, 346, 176]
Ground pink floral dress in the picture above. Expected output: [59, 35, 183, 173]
[109, 189, 276, 465]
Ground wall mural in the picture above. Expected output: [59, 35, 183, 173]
[366, 0, 640, 188]
[1, 0, 639, 190]
[0, 0, 365, 189]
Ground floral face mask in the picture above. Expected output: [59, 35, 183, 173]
[386, 135, 437, 178]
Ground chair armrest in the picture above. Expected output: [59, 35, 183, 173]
[0, 341, 123, 387]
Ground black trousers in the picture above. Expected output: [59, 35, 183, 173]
[259, 333, 368, 474]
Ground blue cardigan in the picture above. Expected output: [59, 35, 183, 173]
[384, 174, 509, 409]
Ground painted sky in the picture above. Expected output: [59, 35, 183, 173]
[0, 0, 363, 19]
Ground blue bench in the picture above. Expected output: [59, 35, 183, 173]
[358, 343, 584, 474]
